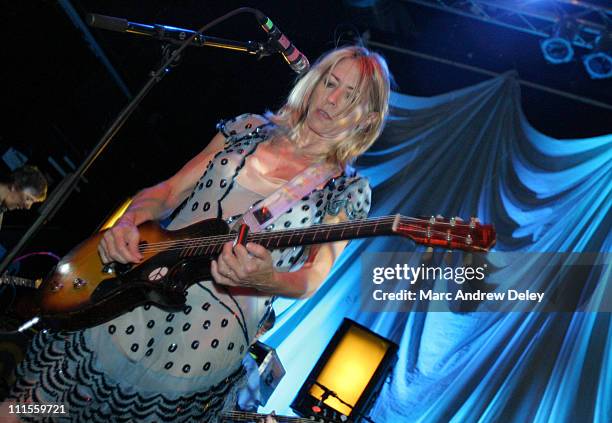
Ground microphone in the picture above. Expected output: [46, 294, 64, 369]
[255, 12, 310, 74]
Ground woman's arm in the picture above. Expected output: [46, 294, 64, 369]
[273, 211, 349, 298]
[212, 211, 350, 298]
[98, 132, 227, 264]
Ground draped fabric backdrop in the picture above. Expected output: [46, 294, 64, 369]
[261, 72, 612, 422]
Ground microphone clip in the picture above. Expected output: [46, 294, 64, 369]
[259, 37, 283, 60]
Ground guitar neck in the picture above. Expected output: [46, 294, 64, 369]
[221, 410, 323, 423]
[177, 216, 399, 259]
[247, 215, 399, 250]
[163, 214, 494, 260]
[1, 275, 36, 288]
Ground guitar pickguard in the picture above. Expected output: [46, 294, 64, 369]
[91, 248, 214, 310]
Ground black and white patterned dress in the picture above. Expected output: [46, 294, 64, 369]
[10, 113, 371, 422]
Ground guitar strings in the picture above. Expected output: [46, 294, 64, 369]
[151, 215, 478, 250]
[138, 214, 399, 250]
[137, 220, 482, 252]
[81, 216, 488, 264]
[135, 223, 482, 256]
[136, 215, 484, 254]
[138, 215, 399, 252]
[136, 225, 471, 255]
[136, 222, 480, 255]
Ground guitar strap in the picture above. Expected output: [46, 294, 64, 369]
[241, 161, 340, 232]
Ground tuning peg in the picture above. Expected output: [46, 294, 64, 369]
[466, 234, 473, 246]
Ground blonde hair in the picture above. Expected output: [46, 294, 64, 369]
[266, 45, 391, 166]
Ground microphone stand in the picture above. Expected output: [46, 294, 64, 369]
[0, 7, 272, 275]
[86, 13, 270, 55]
[309, 380, 377, 423]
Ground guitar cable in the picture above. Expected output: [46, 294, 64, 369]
[196, 283, 250, 347]
[0, 315, 40, 335]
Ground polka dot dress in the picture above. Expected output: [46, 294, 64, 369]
[10, 113, 372, 422]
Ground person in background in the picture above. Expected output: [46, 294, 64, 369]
[0, 165, 47, 230]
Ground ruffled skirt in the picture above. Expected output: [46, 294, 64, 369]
[9, 330, 245, 422]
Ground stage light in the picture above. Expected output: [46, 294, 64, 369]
[582, 32, 612, 79]
[583, 52, 612, 79]
[291, 319, 398, 422]
[540, 18, 576, 64]
[540, 37, 574, 64]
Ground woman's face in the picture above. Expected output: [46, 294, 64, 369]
[305, 58, 366, 139]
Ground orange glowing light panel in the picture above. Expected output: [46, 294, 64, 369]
[292, 319, 397, 421]
[308, 325, 390, 416]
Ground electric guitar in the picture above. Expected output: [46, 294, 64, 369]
[36, 215, 495, 330]
[221, 410, 342, 422]
[0, 275, 40, 331]
[0, 275, 38, 289]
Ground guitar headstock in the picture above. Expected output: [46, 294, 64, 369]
[393, 215, 496, 252]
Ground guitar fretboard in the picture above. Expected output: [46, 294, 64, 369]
[181, 215, 399, 258]
[137, 214, 495, 259]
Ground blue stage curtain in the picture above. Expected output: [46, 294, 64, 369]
[261, 72, 612, 422]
